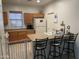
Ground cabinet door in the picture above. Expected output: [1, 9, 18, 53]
[18, 31, 27, 40]
[24, 13, 33, 24]
[3, 12, 8, 25]
[8, 32, 18, 42]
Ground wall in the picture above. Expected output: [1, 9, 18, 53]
[3, 4, 43, 29]
[0, 0, 8, 59]
[3, 5, 43, 13]
[44, 0, 79, 59]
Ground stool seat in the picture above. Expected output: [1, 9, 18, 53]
[52, 43, 60, 46]
[36, 46, 46, 50]
[67, 41, 75, 43]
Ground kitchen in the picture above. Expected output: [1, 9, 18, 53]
[0, 0, 79, 59]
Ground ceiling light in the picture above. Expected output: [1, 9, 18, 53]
[37, 0, 40, 3]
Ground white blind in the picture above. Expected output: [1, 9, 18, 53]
[9, 12, 23, 27]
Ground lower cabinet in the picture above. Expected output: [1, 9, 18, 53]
[8, 31, 18, 42]
[8, 31, 27, 42]
[8, 30, 35, 42]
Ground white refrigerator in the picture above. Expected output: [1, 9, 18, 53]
[33, 18, 47, 33]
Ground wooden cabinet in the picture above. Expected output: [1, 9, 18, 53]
[24, 13, 44, 24]
[18, 31, 27, 40]
[8, 29, 35, 42]
[24, 13, 33, 24]
[3, 12, 8, 25]
[8, 31, 27, 42]
[8, 31, 18, 42]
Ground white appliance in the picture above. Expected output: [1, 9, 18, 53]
[34, 18, 47, 33]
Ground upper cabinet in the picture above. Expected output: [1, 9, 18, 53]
[24, 13, 33, 24]
[24, 13, 44, 24]
[3, 12, 8, 25]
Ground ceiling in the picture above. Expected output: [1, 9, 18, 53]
[2, 0, 53, 7]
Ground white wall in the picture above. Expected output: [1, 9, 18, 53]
[0, 0, 8, 59]
[44, 0, 79, 32]
[3, 4, 43, 29]
[3, 5, 43, 13]
[44, 0, 79, 59]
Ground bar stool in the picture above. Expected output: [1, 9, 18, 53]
[63, 33, 78, 59]
[48, 35, 63, 59]
[34, 38, 48, 59]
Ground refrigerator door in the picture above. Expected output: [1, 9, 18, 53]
[34, 18, 46, 27]
[35, 27, 46, 33]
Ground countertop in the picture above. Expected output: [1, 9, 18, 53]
[27, 33, 55, 41]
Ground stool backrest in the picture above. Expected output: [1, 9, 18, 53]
[35, 38, 48, 49]
[63, 33, 78, 42]
[54, 35, 63, 45]
[50, 35, 63, 45]
[63, 34, 70, 40]
[69, 33, 78, 41]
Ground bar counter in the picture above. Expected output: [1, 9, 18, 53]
[27, 33, 55, 41]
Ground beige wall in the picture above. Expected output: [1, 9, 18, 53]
[44, 0, 79, 33]
[44, 0, 79, 59]
[3, 4, 43, 13]
[3, 4, 44, 29]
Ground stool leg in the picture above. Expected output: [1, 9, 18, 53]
[73, 44, 75, 59]
[47, 51, 50, 59]
[67, 42, 70, 59]
[41, 50, 43, 59]
[73, 49, 75, 59]
[53, 46, 56, 59]
[34, 50, 36, 59]
[48, 45, 51, 59]
[62, 41, 65, 55]
[59, 47, 62, 59]
[44, 50, 46, 59]
[37, 51, 39, 59]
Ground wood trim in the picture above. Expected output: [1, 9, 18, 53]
[9, 11, 22, 13]
[8, 39, 31, 45]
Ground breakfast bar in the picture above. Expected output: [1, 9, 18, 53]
[27, 33, 64, 59]
[27, 33, 55, 41]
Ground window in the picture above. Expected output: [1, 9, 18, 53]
[9, 11, 23, 27]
